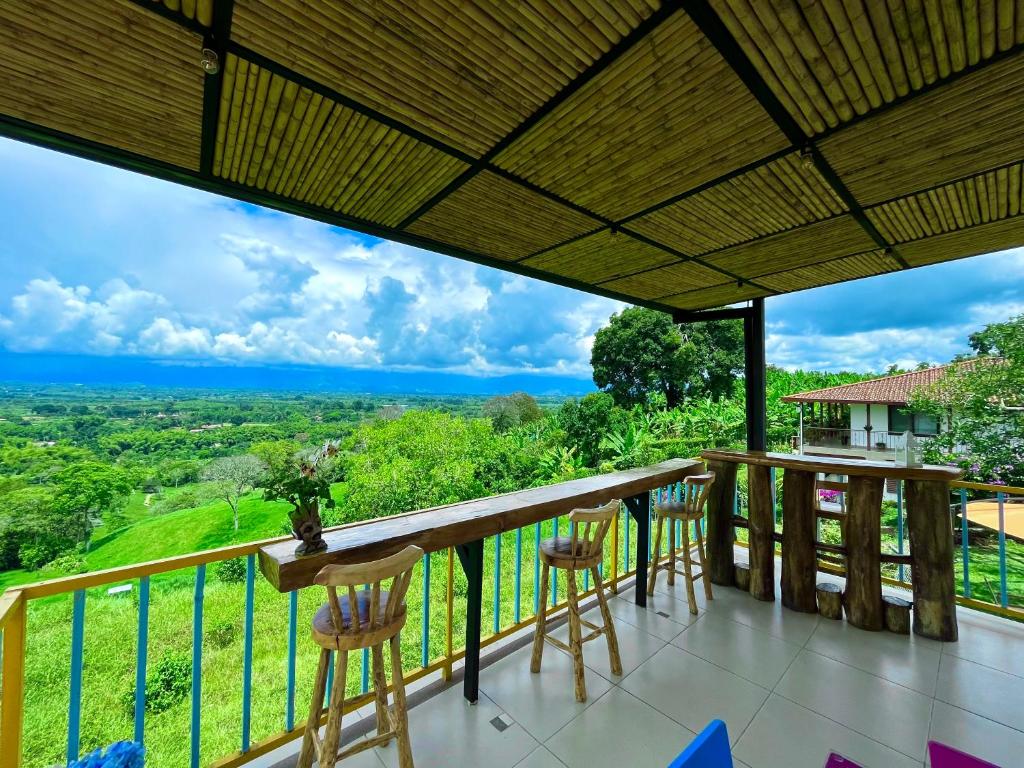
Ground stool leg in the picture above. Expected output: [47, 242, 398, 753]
[667, 518, 676, 586]
[591, 566, 622, 677]
[565, 569, 586, 702]
[694, 521, 713, 601]
[297, 648, 331, 768]
[531, 563, 550, 673]
[319, 650, 349, 768]
[647, 514, 664, 596]
[388, 634, 415, 768]
[372, 643, 391, 744]
[680, 522, 698, 615]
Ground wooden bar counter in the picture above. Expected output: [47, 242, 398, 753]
[701, 450, 962, 641]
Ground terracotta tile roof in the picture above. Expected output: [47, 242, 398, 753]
[781, 362, 974, 405]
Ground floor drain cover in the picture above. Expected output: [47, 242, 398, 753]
[490, 715, 511, 732]
[656, 611, 671, 618]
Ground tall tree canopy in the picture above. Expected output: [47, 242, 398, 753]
[590, 307, 743, 408]
[911, 313, 1024, 486]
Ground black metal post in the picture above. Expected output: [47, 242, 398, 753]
[743, 297, 767, 451]
[455, 539, 484, 703]
[624, 492, 650, 606]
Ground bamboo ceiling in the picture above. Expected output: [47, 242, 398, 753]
[2, 0, 1023, 313]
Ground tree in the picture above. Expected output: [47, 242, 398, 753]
[482, 392, 544, 432]
[591, 307, 743, 408]
[910, 313, 1024, 486]
[250, 439, 302, 476]
[51, 462, 134, 551]
[557, 392, 617, 467]
[202, 455, 266, 530]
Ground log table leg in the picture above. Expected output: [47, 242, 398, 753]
[781, 469, 817, 612]
[705, 460, 737, 587]
[845, 476, 885, 631]
[747, 464, 775, 601]
[906, 480, 958, 641]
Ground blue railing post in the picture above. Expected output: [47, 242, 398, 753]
[191, 564, 206, 768]
[514, 527, 523, 624]
[286, 590, 298, 731]
[422, 553, 431, 667]
[896, 481, 905, 582]
[551, 517, 558, 606]
[998, 491, 1008, 608]
[67, 589, 86, 763]
[959, 489, 971, 598]
[134, 576, 150, 745]
[361, 584, 370, 693]
[242, 555, 255, 752]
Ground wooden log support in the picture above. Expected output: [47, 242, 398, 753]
[705, 460, 737, 587]
[734, 562, 751, 591]
[816, 582, 843, 620]
[845, 475, 885, 631]
[883, 595, 912, 634]
[905, 480, 958, 641]
[781, 469, 817, 612]
[746, 463, 776, 601]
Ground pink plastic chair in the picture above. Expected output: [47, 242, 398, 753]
[928, 740, 999, 767]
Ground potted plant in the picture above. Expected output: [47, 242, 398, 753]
[261, 440, 339, 556]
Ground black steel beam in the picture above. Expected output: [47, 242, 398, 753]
[396, 2, 685, 230]
[455, 539, 484, 704]
[743, 298, 767, 451]
[682, 0, 909, 270]
[198, 0, 235, 175]
[673, 307, 752, 323]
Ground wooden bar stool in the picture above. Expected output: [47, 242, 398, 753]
[531, 499, 622, 702]
[298, 545, 421, 768]
[648, 473, 716, 614]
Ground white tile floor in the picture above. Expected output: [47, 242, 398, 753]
[275, 561, 1024, 768]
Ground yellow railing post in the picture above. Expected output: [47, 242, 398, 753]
[1, 590, 27, 768]
[443, 547, 454, 682]
[610, 509, 620, 595]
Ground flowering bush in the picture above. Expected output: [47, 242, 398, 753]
[818, 489, 841, 503]
[70, 741, 144, 768]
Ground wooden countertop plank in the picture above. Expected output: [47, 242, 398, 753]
[260, 458, 704, 592]
[701, 450, 962, 482]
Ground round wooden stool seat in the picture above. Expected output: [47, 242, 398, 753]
[539, 536, 602, 569]
[654, 501, 706, 522]
[311, 591, 407, 650]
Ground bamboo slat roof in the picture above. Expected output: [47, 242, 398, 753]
[2, 0, 1023, 313]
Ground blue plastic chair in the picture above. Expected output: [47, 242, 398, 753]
[667, 720, 732, 768]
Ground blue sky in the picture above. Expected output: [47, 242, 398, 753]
[1, 137, 1022, 379]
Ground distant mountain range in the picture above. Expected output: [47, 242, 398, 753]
[0, 352, 595, 396]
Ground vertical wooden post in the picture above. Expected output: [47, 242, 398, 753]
[906, 479, 958, 641]
[0, 591, 26, 768]
[845, 476, 885, 630]
[747, 464, 775, 601]
[781, 469, 817, 612]
[705, 460, 737, 586]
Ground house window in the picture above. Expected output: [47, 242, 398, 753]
[888, 405, 939, 436]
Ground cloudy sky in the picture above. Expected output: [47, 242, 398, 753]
[1, 137, 1022, 381]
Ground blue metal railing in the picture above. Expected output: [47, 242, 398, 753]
[191, 564, 206, 768]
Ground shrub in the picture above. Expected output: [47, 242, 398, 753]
[214, 557, 246, 584]
[207, 620, 237, 648]
[123, 652, 191, 716]
[45, 553, 87, 574]
[18, 541, 63, 571]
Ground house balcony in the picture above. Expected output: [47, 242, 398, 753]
[1, 461, 1022, 768]
[798, 427, 908, 462]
